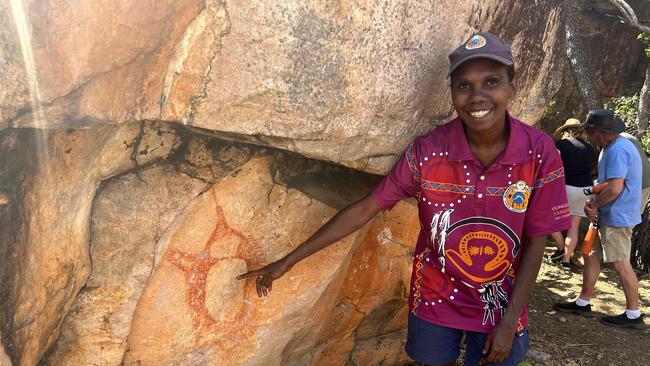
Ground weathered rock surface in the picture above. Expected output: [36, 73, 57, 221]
[122, 157, 360, 365]
[4, 0, 645, 172]
[1, 128, 419, 365]
[45, 164, 208, 365]
[0, 123, 178, 366]
[0, 334, 9, 366]
[311, 201, 418, 366]
[539, 0, 650, 131]
[0, 1, 648, 365]
[0, 0, 28, 130]
[1, 0, 574, 173]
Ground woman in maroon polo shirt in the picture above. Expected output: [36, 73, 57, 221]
[239, 33, 571, 366]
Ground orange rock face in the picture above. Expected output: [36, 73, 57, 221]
[123, 157, 360, 365]
[1, 123, 178, 366]
[311, 201, 419, 366]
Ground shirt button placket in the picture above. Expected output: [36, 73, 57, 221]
[475, 173, 487, 208]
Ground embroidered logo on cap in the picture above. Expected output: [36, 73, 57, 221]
[503, 180, 531, 213]
[465, 35, 487, 50]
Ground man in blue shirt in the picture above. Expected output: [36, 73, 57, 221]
[554, 109, 644, 329]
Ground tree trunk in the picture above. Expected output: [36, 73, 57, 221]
[637, 64, 649, 132]
[564, 0, 602, 110]
[606, 0, 650, 133]
[608, 0, 650, 34]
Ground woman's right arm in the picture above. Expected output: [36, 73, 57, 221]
[237, 193, 383, 297]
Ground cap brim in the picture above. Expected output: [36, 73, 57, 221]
[448, 54, 514, 77]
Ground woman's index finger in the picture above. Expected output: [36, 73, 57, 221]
[236, 270, 259, 280]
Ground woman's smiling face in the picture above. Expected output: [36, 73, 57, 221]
[450, 58, 516, 134]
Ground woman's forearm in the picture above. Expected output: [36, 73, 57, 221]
[281, 194, 383, 268]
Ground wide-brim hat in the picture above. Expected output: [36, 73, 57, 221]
[552, 118, 582, 140]
[581, 109, 625, 134]
[448, 32, 514, 76]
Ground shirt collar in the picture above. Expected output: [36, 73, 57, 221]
[447, 112, 529, 165]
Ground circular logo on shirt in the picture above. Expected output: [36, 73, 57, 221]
[446, 230, 510, 284]
[443, 217, 520, 286]
[465, 35, 487, 50]
[503, 180, 531, 213]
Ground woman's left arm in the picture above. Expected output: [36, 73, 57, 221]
[480, 235, 546, 365]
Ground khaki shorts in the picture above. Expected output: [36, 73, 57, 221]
[593, 224, 633, 263]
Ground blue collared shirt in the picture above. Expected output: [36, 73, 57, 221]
[597, 136, 642, 227]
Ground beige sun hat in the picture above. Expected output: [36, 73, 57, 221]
[552, 118, 582, 140]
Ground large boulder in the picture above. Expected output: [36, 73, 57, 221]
[310, 201, 419, 366]
[2, 0, 569, 173]
[0, 1, 648, 365]
[538, 0, 650, 131]
[45, 164, 209, 365]
[0, 123, 178, 365]
[122, 157, 360, 365]
[41, 148, 420, 366]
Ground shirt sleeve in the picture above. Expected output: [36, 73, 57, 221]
[524, 136, 572, 237]
[603, 143, 632, 180]
[371, 142, 420, 210]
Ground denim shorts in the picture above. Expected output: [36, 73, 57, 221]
[405, 313, 529, 366]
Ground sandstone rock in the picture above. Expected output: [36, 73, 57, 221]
[45, 136, 261, 366]
[0, 122, 177, 366]
[123, 157, 360, 365]
[2, 1, 647, 173]
[0, 0, 29, 130]
[45, 164, 208, 365]
[6, 0, 207, 127]
[0, 333, 10, 366]
[311, 200, 418, 366]
[190, 1, 567, 173]
[0, 1, 647, 365]
[348, 330, 409, 366]
[3, 0, 574, 174]
[160, 0, 230, 123]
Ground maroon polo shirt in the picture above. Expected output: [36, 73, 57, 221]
[372, 115, 571, 333]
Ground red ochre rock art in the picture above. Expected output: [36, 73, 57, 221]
[166, 190, 262, 351]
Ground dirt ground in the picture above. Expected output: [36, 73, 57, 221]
[525, 246, 650, 366]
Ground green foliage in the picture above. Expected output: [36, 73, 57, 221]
[641, 133, 650, 153]
[638, 33, 650, 58]
[542, 99, 558, 120]
[606, 94, 639, 125]
[606, 94, 650, 152]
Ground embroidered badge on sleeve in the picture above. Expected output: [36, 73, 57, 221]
[503, 180, 531, 213]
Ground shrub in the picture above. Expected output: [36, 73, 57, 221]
[606, 94, 649, 152]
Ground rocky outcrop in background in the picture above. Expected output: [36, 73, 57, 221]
[539, 0, 650, 131]
[0, 0, 646, 365]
